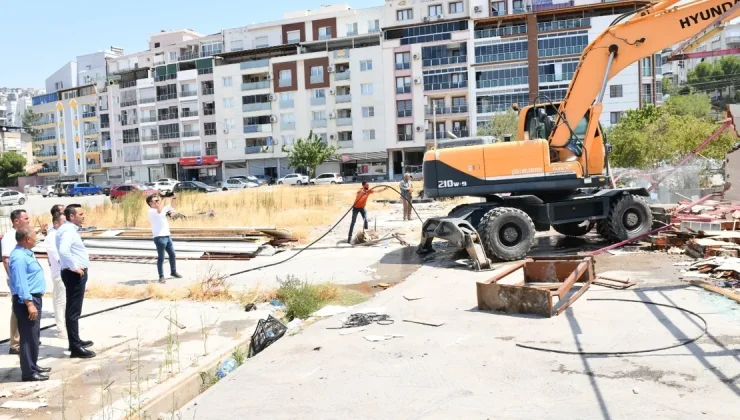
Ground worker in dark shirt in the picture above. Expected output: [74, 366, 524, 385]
[9, 226, 50, 382]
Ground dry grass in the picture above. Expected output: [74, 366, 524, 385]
[84, 182, 425, 242]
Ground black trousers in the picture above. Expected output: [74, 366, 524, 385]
[61, 269, 87, 352]
[13, 296, 41, 379]
[348, 207, 368, 241]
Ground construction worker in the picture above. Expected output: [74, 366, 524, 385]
[347, 181, 388, 243]
[400, 173, 413, 221]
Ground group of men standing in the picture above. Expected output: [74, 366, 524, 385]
[4, 204, 95, 382]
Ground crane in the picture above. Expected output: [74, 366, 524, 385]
[417, 0, 740, 269]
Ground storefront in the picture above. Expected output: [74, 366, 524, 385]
[337, 151, 389, 182]
[389, 149, 425, 180]
[178, 156, 222, 185]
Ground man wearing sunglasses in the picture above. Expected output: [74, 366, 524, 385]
[146, 194, 183, 283]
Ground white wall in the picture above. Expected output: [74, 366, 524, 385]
[214, 62, 245, 162]
[384, 0, 469, 27]
[45, 62, 76, 93]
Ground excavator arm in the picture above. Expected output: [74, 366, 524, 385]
[550, 0, 740, 153]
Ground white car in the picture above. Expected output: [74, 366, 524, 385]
[154, 180, 179, 196]
[221, 178, 258, 190]
[278, 174, 309, 186]
[0, 191, 26, 206]
[40, 185, 56, 197]
[310, 173, 344, 185]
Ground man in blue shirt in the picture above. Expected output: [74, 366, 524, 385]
[56, 204, 95, 359]
[9, 226, 51, 382]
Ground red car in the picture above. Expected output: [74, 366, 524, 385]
[109, 184, 158, 201]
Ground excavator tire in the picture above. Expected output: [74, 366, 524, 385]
[478, 207, 535, 261]
[598, 194, 652, 242]
[552, 221, 595, 237]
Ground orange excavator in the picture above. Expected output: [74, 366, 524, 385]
[419, 0, 740, 269]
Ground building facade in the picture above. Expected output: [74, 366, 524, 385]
[31, 0, 662, 184]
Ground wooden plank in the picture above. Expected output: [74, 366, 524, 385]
[556, 261, 590, 299]
[689, 280, 740, 304]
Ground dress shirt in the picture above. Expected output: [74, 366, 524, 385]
[44, 227, 61, 278]
[9, 246, 46, 303]
[56, 222, 89, 271]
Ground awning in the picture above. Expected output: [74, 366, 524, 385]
[182, 164, 220, 170]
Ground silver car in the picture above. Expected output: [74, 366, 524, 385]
[0, 191, 26, 205]
[221, 178, 258, 190]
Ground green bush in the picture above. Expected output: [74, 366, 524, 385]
[276, 276, 323, 321]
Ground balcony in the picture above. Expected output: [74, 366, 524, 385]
[425, 105, 468, 115]
[204, 129, 217, 136]
[86, 163, 102, 171]
[142, 153, 159, 161]
[178, 51, 199, 61]
[180, 90, 198, 98]
[161, 151, 181, 159]
[318, 34, 332, 40]
[245, 146, 274, 154]
[103, 155, 113, 163]
[123, 137, 141, 144]
[120, 80, 137, 89]
[82, 111, 97, 118]
[181, 110, 199, 118]
[311, 97, 326, 106]
[125, 154, 142, 163]
[398, 134, 413, 142]
[537, 18, 590, 32]
[422, 56, 467, 67]
[335, 71, 350, 81]
[203, 109, 215, 116]
[33, 117, 56, 126]
[240, 59, 269, 70]
[532, 1, 574, 12]
[182, 150, 201, 157]
[338, 140, 353, 149]
[37, 134, 56, 141]
[140, 116, 157, 123]
[426, 132, 448, 140]
[121, 100, 138, 107]
[476, 51, 527, 64]
[155, 74, 177, 82]
[395, 62, 411, 70]
[101, 122, 110, 129]
[539, 73, 573, 83]
[159, 132, 181, 140]
[474, 25, 527, 39]
[311, 119, 327, 128]
[243, 102, 271, 112]
[280, 99, 294, 109]
[424, 81, 468, 91]
[38, 150, 58, 157]
[142, 134, 159, 142]
[158, 113, 178, 121]
[86, 144, 101, 153]
[206, 146, 217, 156]
[337, 117, 352, 126]
[84, 128, 99, 135]
[281, 122, 296, 131]
[202, 88, 215, 95]
[241, 81, 270, 91]
[336, 94, 351, 103]
[310, 75, 325, 84]
[140, 97, 156, 104]
[39, 166, 60, 174]
[727, 32, 740, 45]
[396, 86, 411, 94]
[397, 110, 412, 118]
[243, 124, 272, 134]
[182, 130, 200, 138]
[451, 128, 470, 137]
[157, 93, 177, 101]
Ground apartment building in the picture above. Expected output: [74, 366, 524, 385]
[31, 49, 123, 183]
[216, 5, 389, 180]
[101, 30, 224, 184]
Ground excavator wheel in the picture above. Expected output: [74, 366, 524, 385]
[598, 194, 652, 242]
[552, 221, 595, 237]
[478, 207, 535, 261]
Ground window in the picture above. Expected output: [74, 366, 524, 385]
[313, 111, 326, 120]
[491, 1, 505, 16]
[313, 89, 326, 99]
[169, 51, 177, 62]
[395, 52, 411, 70]
[222, 76, 233, 87]
[398, 124, 413, 141]
[346, 23, 358, 36]
[396, 76, 412, 93]
[610, 111, 624, 124]
[223, 98, 234, 108]
[609, 85, 623, 98]
[318, 26, 332, 39]
[397, 9, 413, 21]
[225, 118, 235, 130]
[154, 42, 161, 48]
[360, 60, 373, 71]
[230, 40, 244, 51]
[363, 129, 376, 140]
[254, 36, 269, 48]
[281, 113, 295, 123]
[280, 92, 294, 101]
[641, 57, 652, 77]
[286, 30, 301, 44]
[429, 5, 443, 16]
[368, 19, 380, 32]
[397, 100, 413, 117]
[361, 84, 374, 95]
[513, 0, 524, 9]
[227, 139, 236, 149]
[449, 1, 463, 13]
[310, 66, 324, 83]
[362, 106, 375, 117]
[282, 135, 295, 146]
[279, 69, 292, 87]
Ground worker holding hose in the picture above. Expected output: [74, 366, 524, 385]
[347, 181, 388, 244]
[400, 173, 413, 221]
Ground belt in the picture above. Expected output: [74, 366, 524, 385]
[63, 268, 88, 272]
[12, 294, 43, 299]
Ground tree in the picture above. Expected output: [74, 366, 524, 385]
[21, 109, 42, 139]
[663, 93, 711, 118]
[0, 152, 28, 187]
[476, 109, 518, 139]
[283, 131, 338, 178]
[686, 56, 740, 94]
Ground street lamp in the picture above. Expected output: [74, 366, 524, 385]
[82, 140, 98, 182]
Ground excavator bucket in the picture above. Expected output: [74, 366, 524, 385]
[417, 216, 491, 270]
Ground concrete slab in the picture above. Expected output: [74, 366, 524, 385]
[180, 253, 740, 420]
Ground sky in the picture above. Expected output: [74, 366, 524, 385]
[2, 0, 370, 88]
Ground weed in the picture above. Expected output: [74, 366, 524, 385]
[163, 307, 181, 380]
[188, 266, 231, 301]
[276, 276, 323, 321]
[125, 333, 143, 419]
[120, 191, 146, 227]
[198, 371, 220, 393]
[98, 365, 113, 420]
[231, 346, 247, 367]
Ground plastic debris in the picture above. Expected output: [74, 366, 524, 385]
[363, 334, 404, 342]
[249, 315, 287, 357]
[216, 358, 238, 379]
[286, 318, 304, 331]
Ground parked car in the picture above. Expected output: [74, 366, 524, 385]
[310, 173, 344, 185]
[229, 175, 266, 186]
[253, 174, 274, 185]
[221, 178, 258, 191]
[109, 184, 157, 201]
[173, 181, 218, 193]
[0, 191, 26, 206]
[154, 180, 179, 196]
[277, 174, 309, 186]
[65, 182, 103, 196]
[54, 182, 75, 196]
[40, 185, 56, 197]
[102, 185, 112, 196]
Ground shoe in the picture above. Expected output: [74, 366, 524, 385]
[70, 349, 96, 359]
[171, 272, 183, 279]
[8, 348, 19, 355]
[22, 373, 49, 382]
[158, 276, 166, 283]
[36, 366, 52, 373]
[80, 340, 94, 348]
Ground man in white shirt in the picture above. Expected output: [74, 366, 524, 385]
[2, 209, 29, 355]
[44, 205, 66, 339]
[146, 194, 183, 283]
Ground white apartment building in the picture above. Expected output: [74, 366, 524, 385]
[216, 5, 388, 180]
[102, 30, 223, 184]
